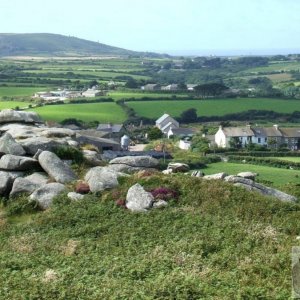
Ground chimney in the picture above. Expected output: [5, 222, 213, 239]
[273, 124, 279, 131]
[219, 125, 223, 130]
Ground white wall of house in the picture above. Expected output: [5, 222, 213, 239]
[215, 128, 227, 148]
[252, 136, 268, 146]
[179, 140, 191, 150]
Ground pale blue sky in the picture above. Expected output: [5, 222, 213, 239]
[0, 0, 299, 55]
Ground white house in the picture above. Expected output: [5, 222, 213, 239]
[215, 125, 254, 148]
[82, 88, 102, 97]
[156, 114, 179, 134]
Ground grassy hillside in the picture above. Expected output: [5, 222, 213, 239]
[0, 33, 138, 57]
[0, 173, 299, 299]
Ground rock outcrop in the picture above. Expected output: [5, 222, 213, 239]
[38, 151, 76, 183]
[0, 133, 26, 156]
[109, 155, 159, 173]
[126, 183, 154, 212]
[0, 154, 39, 171]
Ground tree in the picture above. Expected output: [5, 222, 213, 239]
[125, 78, 138, 88]
[180, 108, 198, 123]
[191, 135, 209, 155]
[229, 137, 242, 149]
[147, 127, 163, 140]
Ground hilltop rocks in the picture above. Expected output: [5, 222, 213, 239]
[0, 172, 14, 196]
[109, 155, 159, 173]
[38, 151, 76, 184]
[167, 162, 190, 173]
[10, 177, 41, 197]
[237, 172, 258, 180]
[0, 109, 42, 124]
[0, 133, 26, 156]
[85, 167, 120, 192]
[203, 172, 228, 180]
[126, 183, 154, 212]
[67, 192, 85, 201]
[30, 183, 66, 210]
[0, 154, 39, 171]
[83, 150, 104, 166]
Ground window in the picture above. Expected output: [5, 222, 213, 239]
[258, 138, 261, 143]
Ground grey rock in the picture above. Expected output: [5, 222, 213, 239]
[24, 172, 49, 185]
[191, 170, 204, 177]
[10, 177, 40, 197]
[40, 128, 75, 138]
[0, 154, 39, 171]
[126, 183, 154, 212]
[237, 172, 258, 180]
[167, 162, 190, 173]
[153, 200, 168, 208]
[226, 175, 297, 202]
[38, 151, 76, 184]
[109, 155, 159, 168]
[67, 140, 79, 147]
[83, 150, 103, 166]
[203, 172, 227, 180]
[84, 166, 120, 192]
[162, 169, 173, 175]
[29, 183, 66, 210]
[0, 171, 13, 195]
[107, 164, 155, 174]
[67, 192, 85, 201]
[0, 109, 42, 124]
[20, 137, 68, 155]
[0, 133, 26, 156]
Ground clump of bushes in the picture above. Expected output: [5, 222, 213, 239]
[149, 187, 179, 201]
[53, 146, 84, 164]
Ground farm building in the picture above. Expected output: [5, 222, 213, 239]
[155, 114, 179, 134]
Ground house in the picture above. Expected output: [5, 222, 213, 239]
[155, 114, 179, 134]
[167, 127, 196, 139]
[96, 123, 125, 138]
[141, 84, 161, 91]
[215, 125, 254, 148]
[82, 88, 102, 97]
[187, 84, 198, 91]
[215, 124, 300, 150]
[161, 84, 178, 91]
[278, 127, 300, 150]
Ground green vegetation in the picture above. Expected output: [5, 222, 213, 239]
[0, 87, 42, 98]
[126, 98, 300, 119]
[271, 157, 300, 162]
[0, 173, 299, 298]
[32, 102, 126, 123]
[204, 161, 300, 187]
[0, 101, 31, 109]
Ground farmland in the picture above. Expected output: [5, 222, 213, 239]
[0, 101, 31, 109]
[126, 98, 300, 119]
[32, 102, 126, 123]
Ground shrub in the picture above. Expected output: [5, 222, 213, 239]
[53, 146, 84, 164]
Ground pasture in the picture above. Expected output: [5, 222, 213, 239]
[126, 98, 300, 119]
[0, 87, 42, 98]
[0, 101, 31, 109]
[204, 161, 300, 187]
[32, 102, 126, 123]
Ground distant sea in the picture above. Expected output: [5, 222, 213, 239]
[155, 48, 300, 57]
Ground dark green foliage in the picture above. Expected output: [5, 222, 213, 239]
[147, 127, 163, 140]
[179, 108, 198, 123]
[53, 146, 84, 164]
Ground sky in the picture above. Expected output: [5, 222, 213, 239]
[0, 0, 300, 55]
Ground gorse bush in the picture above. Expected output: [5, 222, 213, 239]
[53, 146, 84, 164]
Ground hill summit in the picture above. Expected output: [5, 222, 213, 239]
[0, 33, 143, 57]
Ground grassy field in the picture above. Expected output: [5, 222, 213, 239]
[0, 87, 42, 98]
[0, 173, 299, 298]
[32, 102, 126, 123]
[203, 161, 300, 187]
[0, 101, 31, 109]
[271, 157, 300, 163]
[126, 98, 300, 119]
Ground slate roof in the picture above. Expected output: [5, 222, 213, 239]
[96, 124, 123, 133]
[156, 114, 170, 125]
[279, 128, 300, 138]
[222, 127, 254, 137]
[252, 127, 283, 137]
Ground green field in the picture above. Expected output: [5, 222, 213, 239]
[0, 101, 31, 109]
[0, 87, 42, 97]
[32, 102, 126, 123]
[271, 157, 300, 163]
[126, 98, 300, 119]
[204, 161, 300, 187]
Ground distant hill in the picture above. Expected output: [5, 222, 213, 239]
[0, 33, 161, 57]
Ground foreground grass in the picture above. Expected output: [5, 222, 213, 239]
[204, 161, 300, 187]
[0, 174, 299, 299]
[127, 98, 300, 119]
[33, 102, 127, 123]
